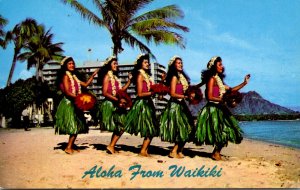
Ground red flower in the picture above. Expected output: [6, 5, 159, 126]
[223, 90, 243, 108]
[116, 90, 132, 108]
[75, 92, 96, 111]
[186, 85, 203, 105]
[150, 83, 169, 95]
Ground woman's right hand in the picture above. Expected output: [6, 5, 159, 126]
[128, 72, 133, 80]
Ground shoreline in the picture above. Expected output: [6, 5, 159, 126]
[239, 119, 300, 122]
[0, 127, 299, 188]
[239, 120, 300, 149]
[2, 125, 299, 150]
[243, 136, 300, 150]
[0, 126, 299, 150]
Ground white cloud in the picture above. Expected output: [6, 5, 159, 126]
[196, 17, 216, 31]
[184, 8, 216, 31]
[208, 33, 255, 50]
[185, 14, 256, 51]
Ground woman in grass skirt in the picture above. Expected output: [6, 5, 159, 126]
[98, 56, 132, 154]
[194, 56, 250, 160]
[124, 54, 158, 157]
[55, 56, 99, 154]
[159, 56, 194, 158]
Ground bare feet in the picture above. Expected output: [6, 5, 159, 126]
[211, 152, 222, 161]
[177, 152, 185, 158]
[168, 152, 184, 159]
[64, 148, 73, 155]
[168, 152, 178, 158]
[73, 149, 80, 153]
[139, 151, 151, 157]
[106, 146, 116, 154]
[72, 145, 80, 153]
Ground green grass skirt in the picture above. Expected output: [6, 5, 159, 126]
[99, 100, 125, 134]
[124, 98, 158, 138]
[160, 99, 193, 143]
[55, 97, 87, 135]
[194, 102, 243, 146]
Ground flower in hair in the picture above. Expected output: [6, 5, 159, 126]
[134, 53, 148, 65]
[104, 56, 117, 65]
[168, 55, 181, 66]
[207, 56, 219, 69]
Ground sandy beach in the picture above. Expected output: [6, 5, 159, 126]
[0, 126, 299, 188]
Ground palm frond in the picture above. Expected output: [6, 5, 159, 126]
[61, 0, 109, 30]
[110, 0, 153, 16]
[1, 21, 10, 48]
[4, 31, 13, 42]
[17, 52, 32, 62]
[130, 18, 189, 32]
[129, 5, 184, 25]
[122, 31, 155, 59]
[0, 15, 8, 28]
[96, 0, 114, 30]
[49, 54, 64, 62]
[136, 30, 186, 48]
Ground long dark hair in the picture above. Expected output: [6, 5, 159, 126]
[201, 56, 225, 85]
[165, 57, 190, 86]
[56, 57, 81, 87]
[131, 54, 151, 85]
[97, 57, 118, 86]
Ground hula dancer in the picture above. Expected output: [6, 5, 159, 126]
[125, 54, 158, 157]
[55, 56, 99, 154]
[98, 56, 131, 154]
[160, 56, 194, 158]
[195, 56, 250, 160]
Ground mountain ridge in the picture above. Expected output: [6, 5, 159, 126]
[189, 91, 298, 116]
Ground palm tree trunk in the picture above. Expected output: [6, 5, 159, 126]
[6, 48, 18, 86]
[40, 69, 44, 82]
[112, 46, 118, 58]
[36, 59, 40, 81]
[112, 35, 123, 58]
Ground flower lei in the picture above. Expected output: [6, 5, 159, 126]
[66, 71, 81, 95]
[214, 74, 226, 97]
[178, 73, 189, 92]
[139, 69, 154, 91]
[107, 70, 122, 96]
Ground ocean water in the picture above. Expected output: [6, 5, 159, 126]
[239, 120, 300, 149]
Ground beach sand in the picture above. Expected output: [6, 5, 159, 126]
[0, 127, 299, 188]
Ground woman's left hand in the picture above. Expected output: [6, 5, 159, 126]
[188, 92, 195, 101]
[92, 68, 100, 77]
[244, 74, 250, 84]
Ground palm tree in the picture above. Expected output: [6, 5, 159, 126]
[0, 15, 8, 48]
[18, 25, 64, 81]
[5, 18, 39, 86]
[61, 0, 189, 58]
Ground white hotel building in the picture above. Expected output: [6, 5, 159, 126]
[42, 60, 168, 115]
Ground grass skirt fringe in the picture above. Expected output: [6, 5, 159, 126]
[194, 102, 243, 146]
[55, 97, 87, 135]
[125, 98, 158, 138]
[160, 99, 193, 143]
[99, 100, 124, 134]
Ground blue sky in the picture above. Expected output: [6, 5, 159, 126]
[0, 0, 299, 107]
